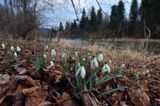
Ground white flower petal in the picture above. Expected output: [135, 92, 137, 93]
[120, 64, 125, 68]
[51, 49, 56, 58]
[90, 57, 99, 69]
[16, 46, 21, 52]
[2, 43, 5, 49]
[62, 52, 66, 59]
[50, 60, 54, 66]
[43, 54, 47, 58]
[44, 45, 49, 50]
[98, 53, 103, 62]
[14, 52, 17, 57]
[76, 67, 81, 76]
[11, 46, 14, 51]
[102, 64, 111, 73]
[80, 66, 86, 79]
[75, 51, 78, 56]
[109, 59, 112, 64]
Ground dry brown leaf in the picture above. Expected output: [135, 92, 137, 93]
[61, 92, 76, 106]
[24, 76, 36, 87]
[128, 88, 150, 106]
[38, 101, 53, 106]
[16, 67, 28, 74]
[23, 86, 43, 106]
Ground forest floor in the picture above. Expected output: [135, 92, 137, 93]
[0, 39, 160, 106]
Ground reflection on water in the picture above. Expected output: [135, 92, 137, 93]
[67, 39, 160, 54]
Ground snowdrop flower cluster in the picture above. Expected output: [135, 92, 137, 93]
[102, 64, 111, 73]
[98, 51, 104, 62]
[76, 66, 86, 79]
[1, 43, 5, 49]
[51, 49, 56, 59]
[91, 57, 99, 69]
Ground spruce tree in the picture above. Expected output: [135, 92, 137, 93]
[59, 22, 63, 31]
[117, 0, 125, 36]
[130, 0, 138, 23]
[90, 6, 97, 31]
[80, 9, 87, 30]
[97, 8, 103, 26]
[65, 21, 70, 30]
[118, 0, 125, 23]
[109, 5, 119, 35]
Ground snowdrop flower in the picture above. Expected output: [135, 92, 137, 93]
[1, 43, 5, 49]
[98, 52, 104, 62]
[82, 57, 85, 61]
[76, 66, 86, 79]
[14, 52, 17, 57]
[77, 62, 81, 68]
[50, 60, 54, 66]
[43, 53, 47, 58]
[120, 64, 125, 69]
[51, 49, 56, 58]
[87, 52, 90, 56]
[62, 51, 66, 59]
[109, 59, 112, 64]
[75, 51, 78, 56]
[16, 46, 21, 52]
[102, 64, 111, 73]
[91, 57, 99, 69]
[11, 45, 14, 51]
[87, 50, 91, 56]
[44, 45, 49, 51]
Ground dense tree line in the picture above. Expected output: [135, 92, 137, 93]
[54, 0, 160, 39]
[0, 0, 159, 39]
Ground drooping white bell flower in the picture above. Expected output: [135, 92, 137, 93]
[1, 43, 5, 49]
[62, 51, 66, 59]
[98, 52, 104, 62]
[50, 60, 54, 66]
[120, 64, 125, 69]
[90, 57, 99, 69]
[51, 49, 56, 58]
[14, 52, 17, 57]
[75, 51, 78, 56]
[87, 52, 91, 56]
[82, 57, 85, 61]
[76, 66, 86, 79]
[16, 46, 21, 52]
[102, 64, 111, 73]
[43, 53, 47, 58]
[109, 59, 112, 64]
[44, 45, 49, 51]
[11, 45, 14, 51]
[77, 62, 80, 68]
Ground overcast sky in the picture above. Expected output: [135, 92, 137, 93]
[43, 0, 141, 28]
